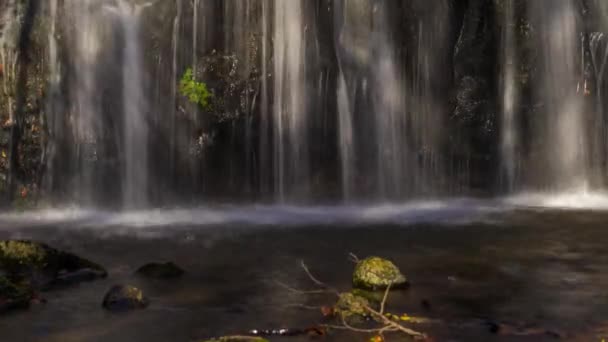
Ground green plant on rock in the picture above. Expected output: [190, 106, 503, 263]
[179, 68, 211, 110]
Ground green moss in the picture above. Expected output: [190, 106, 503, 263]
[179, 68, 212, 109]
[0, 241, 47, 275]
[336, 292, 370, 319]
[352, 288, 384, 303]
[352, 256, 407, 290]
[0, 240, 107, 284]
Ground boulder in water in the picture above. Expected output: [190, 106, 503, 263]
[135, 262, 184, 279]
[352, 256, 407, 290]
[0, 276, 33, 314]
[0, 240, 107, 289]
[335, 292, 371, 321]
[102, 285, 149, 311]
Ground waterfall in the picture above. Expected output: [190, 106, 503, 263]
[272, 0, 309, 201]
[7, 0, 608, 208]
[371, 4, 407, 198]
[114, 0, 151, 208]
[529, 0, 588, 191]
[45, 0, 61, 194]
[337, 73, 354, 200]
[65, 0, 105, 204]
[192, 0, 199, 70]
[501, 0, 518, 191]
[169, 0, 182, 179]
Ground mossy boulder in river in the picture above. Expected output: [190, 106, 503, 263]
[135, 262, 184, 279]
[102, 285, 149, 311]
[0, 240, 107, 288]
[335, 292, 371, 321]
[352, 256, 407, 290]
[0, 276, 33, 314]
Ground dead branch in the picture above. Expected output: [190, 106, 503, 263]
[275, 280, 331, 295]
[297, 260, 427, 340]
[379, 284, 391, 315]
[300, 260, 327, 288]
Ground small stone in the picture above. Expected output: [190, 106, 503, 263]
[102, 285, 149, 311]
[135, 262, 184, 279]
[352, 256, 407, 290]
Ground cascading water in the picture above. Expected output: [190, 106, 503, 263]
[370, 3, 407, 198]
[5, 0, 608, 209]
[113, 0, 151, 208]
[334, 1, 450, 200]
[500, 0, 518, 191]
[272, 0, 309, 201]
[63, 0, 105, 205]
[528, 0, 588, 191]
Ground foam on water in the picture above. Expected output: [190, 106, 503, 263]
[2, 192, 608, 232]
[0, 198, 499, 230]
[505, 191, 608, 210]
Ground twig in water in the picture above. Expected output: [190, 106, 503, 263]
[380, 283, 391, 315]
[300, 260, 327, 288]
[296, 260, 427, 340]
[275, 280, 330, 295]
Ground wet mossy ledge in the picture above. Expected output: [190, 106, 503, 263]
[0, 240, 107, 314]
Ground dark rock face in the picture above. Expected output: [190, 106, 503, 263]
[102, 285, 149, 312]
[135, 262, 184, 279]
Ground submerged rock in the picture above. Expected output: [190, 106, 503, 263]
[352, 256, 407, 290]
[335, 292, 371, 321]
[351, 288, 384, 303]
[102, 285, 149, 311]
[0, 276, 33, 314]
[135, 262, 184, 279]
[0, 240, 107, 289]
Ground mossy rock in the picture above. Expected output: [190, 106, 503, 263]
[352, 256, 407, 290]
[0, 240, 47, 275]
[0, 276, 33, 314]
[135, 262, 184, 279]
[200, 337, 269, 342]
[352, 288, 384, 303]
[102, 285, 149, 311]
[335, 292, 371, 321]
[0, 240, 107, 288]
